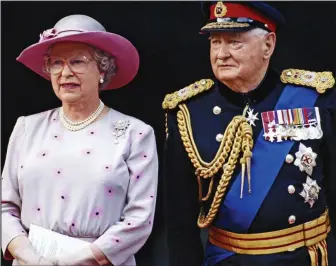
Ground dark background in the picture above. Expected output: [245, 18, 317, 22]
[1, 1, 336, 266]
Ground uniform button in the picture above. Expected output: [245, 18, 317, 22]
[285, 154, 294, 164]
[288, 185, 295, 194]
[213, 106, 221, 115]
[288, 215, 296, 224]
[216, 134, 223, 142]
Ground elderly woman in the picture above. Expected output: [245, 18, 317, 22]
[2, 14, 158, 266]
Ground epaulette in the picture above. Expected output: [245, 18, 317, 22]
[280, 69, 335, 94]
[162, 79, 214, 110]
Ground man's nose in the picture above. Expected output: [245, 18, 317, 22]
[217, 44, 230, 59]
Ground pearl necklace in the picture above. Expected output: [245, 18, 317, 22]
[59, 100, 105, 131]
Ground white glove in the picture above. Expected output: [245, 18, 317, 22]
[54, 245, 100, 266]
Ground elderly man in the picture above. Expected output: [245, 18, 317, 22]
[162, 2, 336, 266]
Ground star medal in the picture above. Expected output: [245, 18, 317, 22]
[294, 143, 317, 176]
[246, 108, 259, 127]
[299, 176, 321, 207]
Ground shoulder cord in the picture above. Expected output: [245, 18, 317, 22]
[176, 103, 254, 228]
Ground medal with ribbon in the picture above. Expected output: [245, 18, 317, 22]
[261, 107, 323, 142]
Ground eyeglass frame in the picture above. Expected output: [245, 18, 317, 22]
[44, 54, 96, 75]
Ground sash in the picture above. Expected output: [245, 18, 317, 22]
[205, 85, 319, 265]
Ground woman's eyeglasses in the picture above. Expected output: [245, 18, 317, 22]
[45, 55, 94, 75]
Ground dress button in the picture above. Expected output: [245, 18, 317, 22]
[213, 106, 221, 115]
[216, 133, 223, 142]
[285, 154, 294, 164]
[288, 185, 295, 194]
[288, 215, 296, 224]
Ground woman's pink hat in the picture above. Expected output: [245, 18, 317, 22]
[16, 14, 140, 90]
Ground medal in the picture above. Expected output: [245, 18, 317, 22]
[299, 176, 321, 208]
[261, 107, 323, 142]
[246, 108, 259, 127]
[294, 143, 317, 176]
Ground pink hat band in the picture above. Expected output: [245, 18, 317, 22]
[39, 29, 85, 42]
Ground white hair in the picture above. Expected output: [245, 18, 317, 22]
[247, 28, 269, 37]
[209, 27, 270, 40]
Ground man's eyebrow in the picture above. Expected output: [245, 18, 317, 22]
[209, 35, 220, 40]
[208, 32, 242, 40]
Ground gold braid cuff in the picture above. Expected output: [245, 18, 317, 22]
[177, 104, 253, 228]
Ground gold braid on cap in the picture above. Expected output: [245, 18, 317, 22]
[201, 22, 250, 31]
[177, 104, 253, 228]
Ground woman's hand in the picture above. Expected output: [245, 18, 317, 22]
[8, 235, 57, 265]
[53, 245, 100, 266]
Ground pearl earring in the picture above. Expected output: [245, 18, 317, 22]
[99, 77, 104, 84]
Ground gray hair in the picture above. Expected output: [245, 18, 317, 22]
[209, 27, 270, 41]
[247, 28, 269, 37]
[42, 43, 117, 90]
[90, 45, 117, 90]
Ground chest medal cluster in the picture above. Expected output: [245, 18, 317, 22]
[260, 108, 322, 208]
[260, 106, 322, 208]
[242, 106, 323, 208]
[261, 107, 323, 143]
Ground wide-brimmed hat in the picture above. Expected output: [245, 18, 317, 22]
[17, 14, 140, 90]
[200, 1, 285, 34]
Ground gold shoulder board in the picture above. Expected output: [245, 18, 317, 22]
[280, 69, 335, 94]
[162, 79, 214, 110]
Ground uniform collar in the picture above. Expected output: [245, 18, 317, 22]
[216, 68, 280, 108]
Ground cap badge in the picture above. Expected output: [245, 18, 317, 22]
[214, 2, 227, 18]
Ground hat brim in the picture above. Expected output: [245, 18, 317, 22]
[16, 31, 140, 90]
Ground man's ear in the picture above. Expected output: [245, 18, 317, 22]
[263, 32, 276, 60]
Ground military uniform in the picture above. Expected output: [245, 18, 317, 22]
[162, 2, 336, 266]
